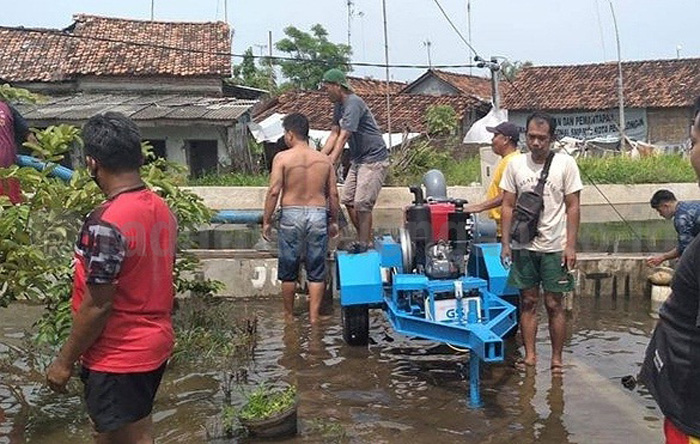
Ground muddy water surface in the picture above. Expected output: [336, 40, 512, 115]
[1, 292, 662, 443]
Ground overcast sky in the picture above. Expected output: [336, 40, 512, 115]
[1, 0, 697, 82]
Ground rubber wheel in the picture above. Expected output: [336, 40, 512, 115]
[341, 305, 369, 346]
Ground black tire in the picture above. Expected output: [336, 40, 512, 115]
[341, 305, 369, 346]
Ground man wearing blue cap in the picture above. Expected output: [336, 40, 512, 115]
[320, 68, 389, 250]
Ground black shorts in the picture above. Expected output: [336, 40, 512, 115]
[80, 361, 167, 433]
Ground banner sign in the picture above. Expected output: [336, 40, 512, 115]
[510, 108, 647, 141]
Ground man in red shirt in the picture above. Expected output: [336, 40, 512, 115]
[46, 112, 178, 443]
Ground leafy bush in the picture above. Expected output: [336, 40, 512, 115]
[425, 105, 458, 136]
[0, 85, 221, 345]
[238, 385, 297, 421]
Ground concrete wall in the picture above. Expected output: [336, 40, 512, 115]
[404, 76, 460, 96]
[647, 106, 692, 148]
[76, 75, 222, 95]
[188, 250, 655, 300]
[186, 182, 700, 223]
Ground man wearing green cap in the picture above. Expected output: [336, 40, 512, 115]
[320, 68, 389, 250]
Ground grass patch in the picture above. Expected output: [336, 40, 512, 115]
[188, 172, 269, 186]
[577, 154, 695, 184]
[306, 419, 348, 442]
[171, 295, 257, 366]
[185, 153, 697, 187]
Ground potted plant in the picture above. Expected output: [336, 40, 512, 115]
[238, 384, 298, 438]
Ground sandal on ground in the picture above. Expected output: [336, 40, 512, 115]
[513, 358, 536, 372]
[550, 363, 564, 376]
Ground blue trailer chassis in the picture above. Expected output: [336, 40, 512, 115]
[337, 235, 518, 407]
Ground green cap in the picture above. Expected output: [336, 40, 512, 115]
[322, 68, 352, 91]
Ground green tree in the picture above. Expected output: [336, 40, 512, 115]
[0, 85, 220, 345]
[231, 48, 277, 92]
[499, 60, 533, 81]
[425, 105, 458, 136]
[274, 24, 352, 90]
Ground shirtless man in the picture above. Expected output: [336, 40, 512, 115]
[262, 113, 340, 323]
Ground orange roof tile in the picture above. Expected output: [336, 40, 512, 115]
[254, 90, 488, 133]
[347, 76, 406, 95]
[0, 14, 231, 82]
[503, 59, 700, 110]
[430, 69, 493, 99]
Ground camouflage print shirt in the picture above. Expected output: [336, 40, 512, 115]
[673, 200, 700, 255]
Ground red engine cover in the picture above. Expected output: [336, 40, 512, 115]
[428, 202, 455, 242]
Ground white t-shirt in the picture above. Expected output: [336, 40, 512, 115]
[500, 152, 583, 252]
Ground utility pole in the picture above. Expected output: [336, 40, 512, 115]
[151, 0, 155, 20]
[347, 0, 354, 47]
[268, 31, 273, 58]
[467, 0, 473, 75]
[609, 0, 625, 145]
[423, 40, 432, 68]
[382, 0, 392, 149]
[475, 56, 500, 111]
[254, 44, 267, 58]
[358, 11, 366, 59]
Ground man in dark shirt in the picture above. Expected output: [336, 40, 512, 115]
[320, 68, 389, 249]
[640, 111, 700, 442]
[0, 101, 31, 204]
[647, 189, 700, 267]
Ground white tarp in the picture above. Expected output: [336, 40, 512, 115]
[249, 113, 421, 149]
[463, 107, 509, 144]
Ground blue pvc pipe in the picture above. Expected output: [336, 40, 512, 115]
[16, 155, 74, 182]
[210, 210, 263, 224]
[14, 154, 263, 224]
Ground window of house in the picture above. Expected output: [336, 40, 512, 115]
[186, 140, 218, 178]
[144, 139, 167, 163]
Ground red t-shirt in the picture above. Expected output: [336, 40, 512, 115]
[71, 187, 178, 373]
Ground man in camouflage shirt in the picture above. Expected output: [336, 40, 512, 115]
[646, 189, 700, 266]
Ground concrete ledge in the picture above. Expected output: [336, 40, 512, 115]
[187, 249, 655, 300]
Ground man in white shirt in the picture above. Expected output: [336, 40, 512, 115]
[500, 111, 583, 375]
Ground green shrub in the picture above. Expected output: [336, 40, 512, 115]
[577, 154, 696, 184]
[238, 385, 297, 421]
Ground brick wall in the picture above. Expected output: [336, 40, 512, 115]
[647, 107, 692, 146]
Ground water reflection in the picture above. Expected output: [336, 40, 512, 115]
[189, 218, 676, 254]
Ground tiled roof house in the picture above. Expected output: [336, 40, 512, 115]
[255, 90, 488, 134]
[502, 59, 700, 146]
[1, 14, 254, 175]
[402, 69, 494, 102]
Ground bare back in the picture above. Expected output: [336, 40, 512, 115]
[277, 144, 332, 207]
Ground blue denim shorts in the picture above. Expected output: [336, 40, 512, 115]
[277, 206, 328, 282]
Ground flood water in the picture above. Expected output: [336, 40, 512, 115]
[190, 215, 676, 254]
[1, 291, 662, 443]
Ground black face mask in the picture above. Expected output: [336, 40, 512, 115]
[89, 164, 101, 189]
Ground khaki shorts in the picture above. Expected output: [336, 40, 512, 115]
[341, 160, 389, 212]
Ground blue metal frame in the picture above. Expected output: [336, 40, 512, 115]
[337, 236, 518, 407]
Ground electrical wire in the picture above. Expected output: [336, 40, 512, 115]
[431, 0, 481, 59]
[0, 25, 479, 70]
